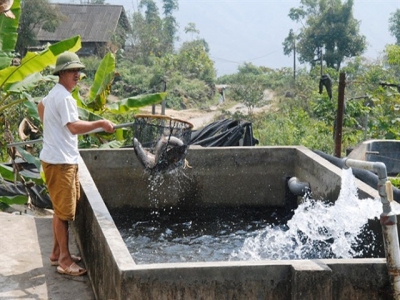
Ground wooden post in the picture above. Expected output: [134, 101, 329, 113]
[334, 72, 346, 158]
[152, 80, 166, 115]
[320, 48, 323, 77]
[161, 100, 166, 115]
[161, 80, 166, 115]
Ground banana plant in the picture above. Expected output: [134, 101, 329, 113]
[0, 0, 20, 70]
[79, 52, 166, 114]
[0, 163, 28, 206]
[0, 144, 46, 208]
[0, 1, 81, 207]
[71, 52, 167, 147]
[0, 35, 83, 206]
[0, 36, 82, 114]
[0, 2, 82, 113]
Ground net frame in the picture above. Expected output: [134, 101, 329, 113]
[133, 114, 193, 176]
[133, 114, 193, 149]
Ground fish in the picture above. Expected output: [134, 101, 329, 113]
[154, 144, 188, 173]
[133, 137, 156, 169]
[133, 135, 188, 173]
[0, 0, 15, 19]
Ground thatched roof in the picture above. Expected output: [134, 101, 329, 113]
[35, 3, 130, 43]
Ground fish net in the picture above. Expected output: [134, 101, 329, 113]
[134, 114, 193, 147]
[133, 114, 193, 172]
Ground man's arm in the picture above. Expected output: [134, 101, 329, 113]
[38, 101, 44, 123]
[67, 119, 115, 135]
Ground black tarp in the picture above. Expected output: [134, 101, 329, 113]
[189, 119, 258, 147]
[0, 162, 52, 209]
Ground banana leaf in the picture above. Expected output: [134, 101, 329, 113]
[87, 52, 115, 111]
[106, 92, 167, 113]
[24, 100, 40, 122]
[0, 164, 15, 182]
[0, 195, 28, 205]
[0, 0, 21, 69]
[0, 35, 82, 89]
[15, 146, 41, 171]
[8, 73, 58, 93]
[99, 140, 125, 149]
[0, 156, 43, 186]
[7, 73, 43, 93]
[11, 74, 58, 122]
[77, 106, 105, 122]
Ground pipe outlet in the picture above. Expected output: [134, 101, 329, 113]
[288, 177, 311, 197]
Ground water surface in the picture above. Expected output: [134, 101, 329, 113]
[111, 168, 385, 264]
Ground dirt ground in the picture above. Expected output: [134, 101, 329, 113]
[139, 90, 275, 130]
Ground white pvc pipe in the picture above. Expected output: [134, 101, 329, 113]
[343, 158, 400, 299]
[381, 225, 400, 299]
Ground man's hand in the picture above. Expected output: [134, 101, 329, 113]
[102, 120, 116, 133]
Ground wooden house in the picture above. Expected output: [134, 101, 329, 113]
[33, 3, 131, 56]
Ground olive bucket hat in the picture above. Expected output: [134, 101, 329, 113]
[53, 51, 85, 75]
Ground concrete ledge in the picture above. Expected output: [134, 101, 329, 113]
[291, 260, 332, 300]
[326, 258, 391, 299]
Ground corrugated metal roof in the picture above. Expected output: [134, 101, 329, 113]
[35, 3, 129, 43]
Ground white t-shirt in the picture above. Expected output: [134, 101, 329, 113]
[39, 83, 80, 164]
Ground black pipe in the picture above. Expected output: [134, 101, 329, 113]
[313, 150, 400, 203]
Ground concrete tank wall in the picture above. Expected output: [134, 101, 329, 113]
[79, 146, 378, 210]
[75, 146, 395, 300]
[80, 146, 299, 208]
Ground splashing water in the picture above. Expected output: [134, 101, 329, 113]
[146, 168, 188, 198]
[115, 168, 386, 264]
[229, 168, 383, 261]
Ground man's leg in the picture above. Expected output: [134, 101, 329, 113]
[43, 162, 86, 274]
[53, 213, 86, 275]
[49, 216, 60, 262]
[53, 214, 73, 268]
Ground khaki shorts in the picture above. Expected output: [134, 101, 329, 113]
[41, 162, 80, 221]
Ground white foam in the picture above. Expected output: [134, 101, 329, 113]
[230, 168, 383, 261]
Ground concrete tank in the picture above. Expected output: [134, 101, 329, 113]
[74, 146, 397, 299]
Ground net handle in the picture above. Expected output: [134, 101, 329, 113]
[134, 114, 194, 129]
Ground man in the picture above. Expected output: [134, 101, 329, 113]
[38, 51, 115, 276]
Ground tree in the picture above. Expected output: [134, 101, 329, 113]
[283, 29, 296, 58]
[16, 0, 63, 57]
[128, 0, 179, 64]
[184, 22, 199, 37]
[176, 40, 215, 82]
[173, 23, 214, 82]
[285, 0, 366, 70]
[227, 63, 269, 114]
[161, 0, 179, 53]
[389, 9, 400, 45]
[128, 0, 163, 64]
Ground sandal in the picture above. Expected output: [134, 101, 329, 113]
[57, 262, 87, 276]
[50, 254, 82, 266]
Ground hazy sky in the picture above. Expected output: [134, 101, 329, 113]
[55, 0, 400, 76]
